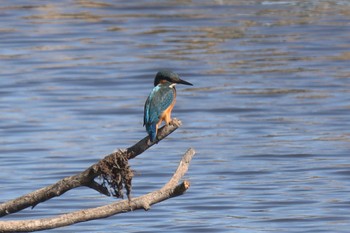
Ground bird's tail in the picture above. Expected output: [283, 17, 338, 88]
[146, 122, 157, 142]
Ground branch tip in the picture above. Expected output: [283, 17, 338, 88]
[171, 118, 182, 126]
[183, 180, 191, 189]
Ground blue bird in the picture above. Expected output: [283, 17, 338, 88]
[144, 70, 193, 142]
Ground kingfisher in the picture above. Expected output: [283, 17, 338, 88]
[144, 70, 193, 142]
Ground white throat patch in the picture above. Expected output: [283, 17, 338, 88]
[169, 83, 176, 88]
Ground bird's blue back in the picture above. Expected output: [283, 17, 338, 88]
[144, 83, 175, 141]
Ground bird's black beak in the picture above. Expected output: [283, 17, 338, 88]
[177, 78, 193, 86]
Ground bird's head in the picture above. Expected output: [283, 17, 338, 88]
[154, 70, 193, 87]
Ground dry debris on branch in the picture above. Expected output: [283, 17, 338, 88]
[98, 149, 133, 199]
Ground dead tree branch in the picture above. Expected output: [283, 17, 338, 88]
[0, 119, 182, 217]
[0, 148, 195, 232]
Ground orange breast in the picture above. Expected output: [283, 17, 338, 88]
[158, 88, 176, 125]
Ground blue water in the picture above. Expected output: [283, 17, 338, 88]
[1, 0, 350, 232]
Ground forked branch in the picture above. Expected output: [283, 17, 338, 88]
[0, 148, 195, 232]
[0, 119, 182, 217]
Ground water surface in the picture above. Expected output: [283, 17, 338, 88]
[1, 0, 350, 232]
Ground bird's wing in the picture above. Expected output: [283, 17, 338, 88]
[144, 85, 174, 125]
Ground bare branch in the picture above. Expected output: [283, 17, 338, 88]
[0, 119, 182, 217]
[126, 118, 182, 159]
[0, 148, 195, 232]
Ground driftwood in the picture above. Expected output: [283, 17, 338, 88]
[0, 119, 195, 232]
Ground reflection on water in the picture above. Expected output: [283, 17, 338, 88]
[1, 0, 350, 232]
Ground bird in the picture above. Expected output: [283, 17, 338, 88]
[144, 70, 193, 142]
